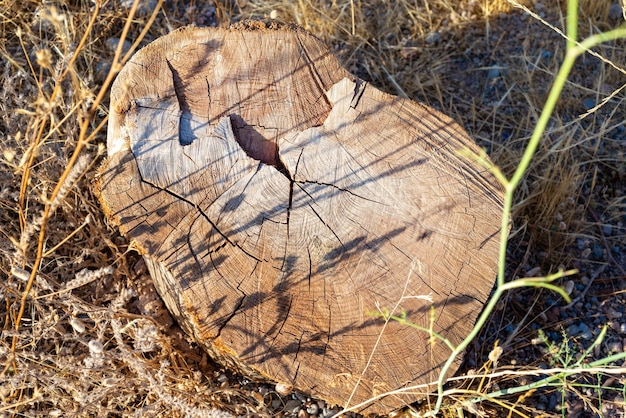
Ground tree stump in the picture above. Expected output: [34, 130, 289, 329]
[96, 21, 505, 414]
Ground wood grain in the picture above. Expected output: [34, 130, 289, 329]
[96, 21, 505, 414]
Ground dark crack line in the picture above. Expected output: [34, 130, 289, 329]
[302, 194, 345, 250]
[293, 332, 305, 363]
[293, 148, 304, 179]
[138, 174, 261, 263]
[280, 149, 300, 273]
[350, 79, 367, 109]
[296, 179, 382, 204]
[296, 33, 332, 110]
[280, 181, 294, 268]
[214, 290, 246, 339]
[166, 59, 189, 112]
[268, 296, 293, 349]
[306, 246, 312, 292]
[205, 76, 211, 121]
[292, 362, 301, 382]
[165, 59, 197, 146]
[187, 216, 203, 270]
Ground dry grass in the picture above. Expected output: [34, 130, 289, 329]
[1, 0, 625, 416]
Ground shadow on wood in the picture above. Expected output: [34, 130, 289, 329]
[95, 20, 506, 415]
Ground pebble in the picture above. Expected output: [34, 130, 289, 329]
[487, 67, 501, 79]
[582, 97, 596, 110]
[593, 243, 604, 259]
[425, 31, 441, 45]
[609, 3, 624, 20]
[307, 403, 319, 415]
[95, 61, 112, 82]
[548, 393, 558, 411]
[607, 341, 622, 353]
[323, 408, 339, 417]
[285, 399, 302, 413]
[621, 323, 626, 334]
[105, 37, 132, 55]
[567, 324, 579, 336]
[602, 224, 613, 236]
[578, 323, 593, 340]
[88, 340, 103, 354]
[275, 382, 293, 396]
[120, 0, 158, 14]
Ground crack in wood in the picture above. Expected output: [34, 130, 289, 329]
[296, 179, 380, 204]
[165, 59, 197, 146]
[296, 33, 333, 111]
[350, 79, 367, 109]
[135, 169, 262, 264]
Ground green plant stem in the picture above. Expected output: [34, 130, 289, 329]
[427, 7, 626, 415]
[471, 355, 626, 404]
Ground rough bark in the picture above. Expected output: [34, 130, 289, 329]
[96, 21, 505, 414]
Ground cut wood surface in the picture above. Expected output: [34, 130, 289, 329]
[96, 21, 505, 414]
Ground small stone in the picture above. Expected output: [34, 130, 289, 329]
[120, 0, 158, 14]
[95, 61, 112, 83]
[583, 97, 596, 110]
[602, 224, 613, 236]
[105, 37, 132, 55]
[285, 399, 302, 413]
[608, 308, 622, 319]
[88, 340, 103, 354]
[540, 49, 552, 60]
[609, 3, 624, 20]
[593, 244, 604, 259]
[620, 323, 626, 334]
[69, 317, 86, 333]
[567, 324, 579, 336]
[564, 281, 575, 296]
[608, 341, 623, 353]
[547, 306, 560, 322]
[548, 393, 558, 410]
[275, 382, 293, 396]
[578, 323, 593, 340]
[487, 67, 501, 79]
[526, 266, 542, 277]
[323, 409, 339, 418]
[425, 31, 441, 45]
[307, 403, 319, 415]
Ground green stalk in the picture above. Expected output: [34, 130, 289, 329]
[425, 2, 626, 414]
